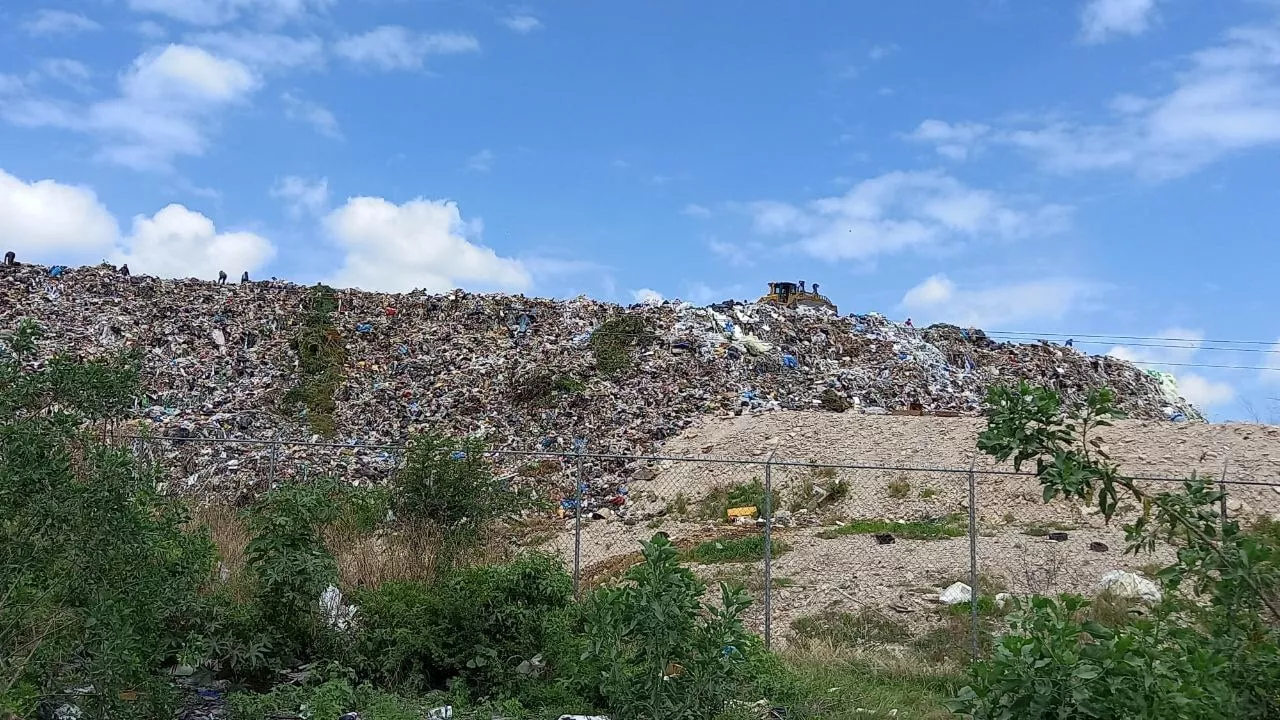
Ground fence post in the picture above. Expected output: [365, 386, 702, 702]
[1219, 456, 1230, 527]
[763, 451, 776, 651]
[968, 455, 979, 661]
[573, 443, 585, 601]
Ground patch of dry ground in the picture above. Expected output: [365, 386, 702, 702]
[542, 413, 1280, 643]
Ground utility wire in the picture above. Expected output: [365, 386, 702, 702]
[985, 330, 1278, 346]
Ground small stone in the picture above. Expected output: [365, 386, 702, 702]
[1089, 541, 1109, 552]
[874, 533, 895, 545]
[1048, 532, 1068, 542]
[632, 467, 656, 481]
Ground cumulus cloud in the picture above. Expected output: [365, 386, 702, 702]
[632, 288, 663, 305]
[128, 0, 334, 26]
[1106, 328, 1237, 408]
[501, 12, 543, 34]
[281, 91, 341, 138]
[898, 274, 1100, 328]
[747, 170, 1071, 263]
[0, 169, 119, 263]
[0, 167, 274, 278]
[323, 196, 530, 293]
[271, 175, 329, 217]
[335, 26, 480, 71]
[22, 10, 102, 36]
[114, 204, 275, 278]
[682, 203, 712, 218]
[1, 44, 261, 170]
[1080, 0, 1160, 44]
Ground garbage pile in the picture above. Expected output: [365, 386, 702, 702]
[0, 262, 1201, 500]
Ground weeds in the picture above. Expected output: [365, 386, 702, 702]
[791, 609, 910, 647]
[589, 316, 655, 375]
[919, 487, 938, 499]
[698, 479, 781, 521]
[683, 535, 791, 564]
[284, 284, 345, 437]
[886, 476, 911, 499]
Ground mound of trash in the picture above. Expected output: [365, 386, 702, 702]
[1, 262, 1200, 498]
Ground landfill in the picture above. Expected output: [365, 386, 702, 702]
[1, 262, 1202, 502]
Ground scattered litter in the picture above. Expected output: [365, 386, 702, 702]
[938, 582, 972, 605]
[1097, 570, 1162, 604]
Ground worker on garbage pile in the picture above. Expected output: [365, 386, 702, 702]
[120, 263, 130, 277]
[241, 271, 249, 283]
[798, 280, 806, 293]
[905, 317, 914, 328]
[812, 282, 820, 295]
[1065, 338, 1074, 348]
[3, 251, 14, 266]
[218, 270, 227, 285]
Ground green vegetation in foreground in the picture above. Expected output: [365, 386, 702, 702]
[683, 535, 791, 564]
[816, 515, 966, 540]
[749, 651, 960, 720]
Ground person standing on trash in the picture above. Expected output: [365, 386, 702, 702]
[120, 263, 130, 277]
[240, 271, 249, 283]
[3, 251, 14, 266]
[905, 317, 914, 328]
[218, 270, 227, 285]
[1065, 338, 1074, 348]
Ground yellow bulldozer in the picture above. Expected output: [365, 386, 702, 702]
[759, 281, 837, 313]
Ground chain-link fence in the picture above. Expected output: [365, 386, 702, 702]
[114, 433, 1280, 655]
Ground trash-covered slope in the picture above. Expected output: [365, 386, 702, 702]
[1, 263, 1200, 494]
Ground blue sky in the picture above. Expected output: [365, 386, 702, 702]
[2, 0, 1280, 420]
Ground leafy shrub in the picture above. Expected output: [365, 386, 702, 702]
[227, 677, 428, 720]
[950, 595, 1257, 719]
[243, 482, 342, 665]
[886, 476, 911, 499]
[589, 316, 655, 375]
[350, 554, 573, 695]
[0, 322, 215, 718]
[395, 432, 530, 568]
[581, 534, 755, 720]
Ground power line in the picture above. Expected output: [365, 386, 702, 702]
[1124, 360, 1278, 372]
[986, 330, 1278, 347]
[985, 335, 1280, 354]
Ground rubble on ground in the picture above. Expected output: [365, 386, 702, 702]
[0, 262, 1202, 501]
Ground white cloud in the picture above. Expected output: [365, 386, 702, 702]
[271, 175, 329, 217]
[465, 148, 495, 172]
[335, 26, 480, 71]
[632, 288, 663, 305]
[0, 167, 274, 278]
[136, 21, 169, 39]
[707, 238, 759, 268]
[1107, 328, 1237, 408]
[38, 59, 93, 89]
[0, 44, 261, 170]
[188, 32, 324, 71]
[682, 203, 712, 218]
[281, 91, 341, 138]
[1002, 19, 1280, 178]
[0, 169, 120, 263]
[868, 43, 899, 61]
[115, 204, 275, 278]
[904, 119, 991, 160]
[1080, 0, 1159, 44]
[128, 0, 334, 26]
[501, 13, 543, 34]
[899, 273, 1099, 328]
[747, 170, 1071, 262]
[0, 75, 25, 95]
[22, 10, 101, 36]
[323, 196, 531, 293]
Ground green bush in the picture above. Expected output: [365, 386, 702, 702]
[394, 432, 530, 567]
[589, 315, 655, 375]
[581, 534, 756, 720]
[0, 321, 216, 718]
[227, 677, 429, 720]
[243, 482, 342, 666]
[350, 554, 573, 695]
[698, 478, 781, 521]
[682, 535, 791, 564]
[949, 595, 1266, 719]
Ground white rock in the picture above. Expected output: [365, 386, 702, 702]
[995, 592, 1013, 609]
[938, 582, 972, 605]
[1096, 570, 1162, 604]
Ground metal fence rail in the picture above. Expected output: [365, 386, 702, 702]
[114, 432, 1280, 654]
